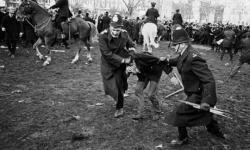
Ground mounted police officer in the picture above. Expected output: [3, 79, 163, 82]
[161, 25, 225, 145]
[172, 9, 183, 25]
[145, 2, 159, 25]
[98, 14, 136, 118]
[49, 0, 72, 35]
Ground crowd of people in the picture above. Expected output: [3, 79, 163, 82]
[1, 0, 250, 147]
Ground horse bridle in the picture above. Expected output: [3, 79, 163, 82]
[19, 0, 52, 32]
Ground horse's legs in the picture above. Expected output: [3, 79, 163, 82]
[150, 31, 159, 49]
[146, 36, 152, 53]
[85, 41, 93, 63]
[42, 37, 52, 66]
[142, 37, 146, 52]
[71, 40, 83, 64]
[33, 38, 44, 60]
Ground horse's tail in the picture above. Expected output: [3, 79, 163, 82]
[87, 22, 98, 43]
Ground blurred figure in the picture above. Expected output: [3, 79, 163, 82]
[145, 2, 159, 25]
[84, 12, 95, 24]
[0, 7, 6, 47]
[101, 12, 111, 32]
[1, 7, 23, 58]
[172, 9, 183, 25]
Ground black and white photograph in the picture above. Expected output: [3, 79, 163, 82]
[0, 0, 250, 149]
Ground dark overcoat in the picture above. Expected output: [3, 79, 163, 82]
[102, 15, 111, 31]
[239, 31, 250, 64]
[50, 0, 72, 18]
[167, 46, 217, 127]
[172, 13, 183, 25]
[98, 29, 135, 102]
[145, 8, 159, 24]
[222, 30, 235, 48]
[1, 15, 21, 42]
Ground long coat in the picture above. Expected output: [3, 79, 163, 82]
[167, 46, 217, 127]
[101, 15, 111, 31]
[1, 15, 21, 42]
[98, 29, 135, 102]
[239, 31, 250, 64]
[222, 29, 235, 48]
[172, 13, 183, 25]
[50, 0, 72, 18]
[145, 8, 159, 24]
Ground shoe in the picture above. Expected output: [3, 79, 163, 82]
[114, 108, 124, 118]
[170, 137, 188, 146]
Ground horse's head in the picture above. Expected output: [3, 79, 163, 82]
[16, 0, 36, 21]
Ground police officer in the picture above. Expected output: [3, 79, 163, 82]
[145, 2, 159, 25]
[161, 25, 225, 145]
[172, 9, 183, 25]
[98, 14, 136, 118]
[49, 0, 72, 34]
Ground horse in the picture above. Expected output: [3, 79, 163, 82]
[141, 22, 159, 53]
[16, 0, 97, 66]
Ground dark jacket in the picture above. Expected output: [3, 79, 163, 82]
[222, 29, 235, 48]
[145, 8, 159, 24]
[172, 13, 183, 25]
[85, 16, 95, 24]
[50, 0, 72, 18]
[98, 29, 135, 101]
[131, 52, 172, 82]
[101, 15, 111, 31]
[167, 46, 217, 127]
[1, 15, 21, 41]
[239, 31, 250, 64]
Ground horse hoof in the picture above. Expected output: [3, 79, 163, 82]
[43, 61, 50, 66]
[71, 60, 77, 64]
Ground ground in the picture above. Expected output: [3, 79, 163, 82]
[0, 41, 250, 150]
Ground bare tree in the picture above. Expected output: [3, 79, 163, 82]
[121, 0, 143, 16]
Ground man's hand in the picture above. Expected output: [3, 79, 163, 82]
[160, 55, 170, 61]
[2, 27, 6, 32]
[200, 103, 210, 111]
[122, 57, 131, 64]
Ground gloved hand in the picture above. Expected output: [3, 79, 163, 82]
[159, 55, 170, 61]
[200, 103, 210, 111]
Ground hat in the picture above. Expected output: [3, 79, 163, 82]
[151, 2, 156, 6]
[110, 14, 123, 28]
[171, 24, 190, 45]
[8, 7, 15, 13]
